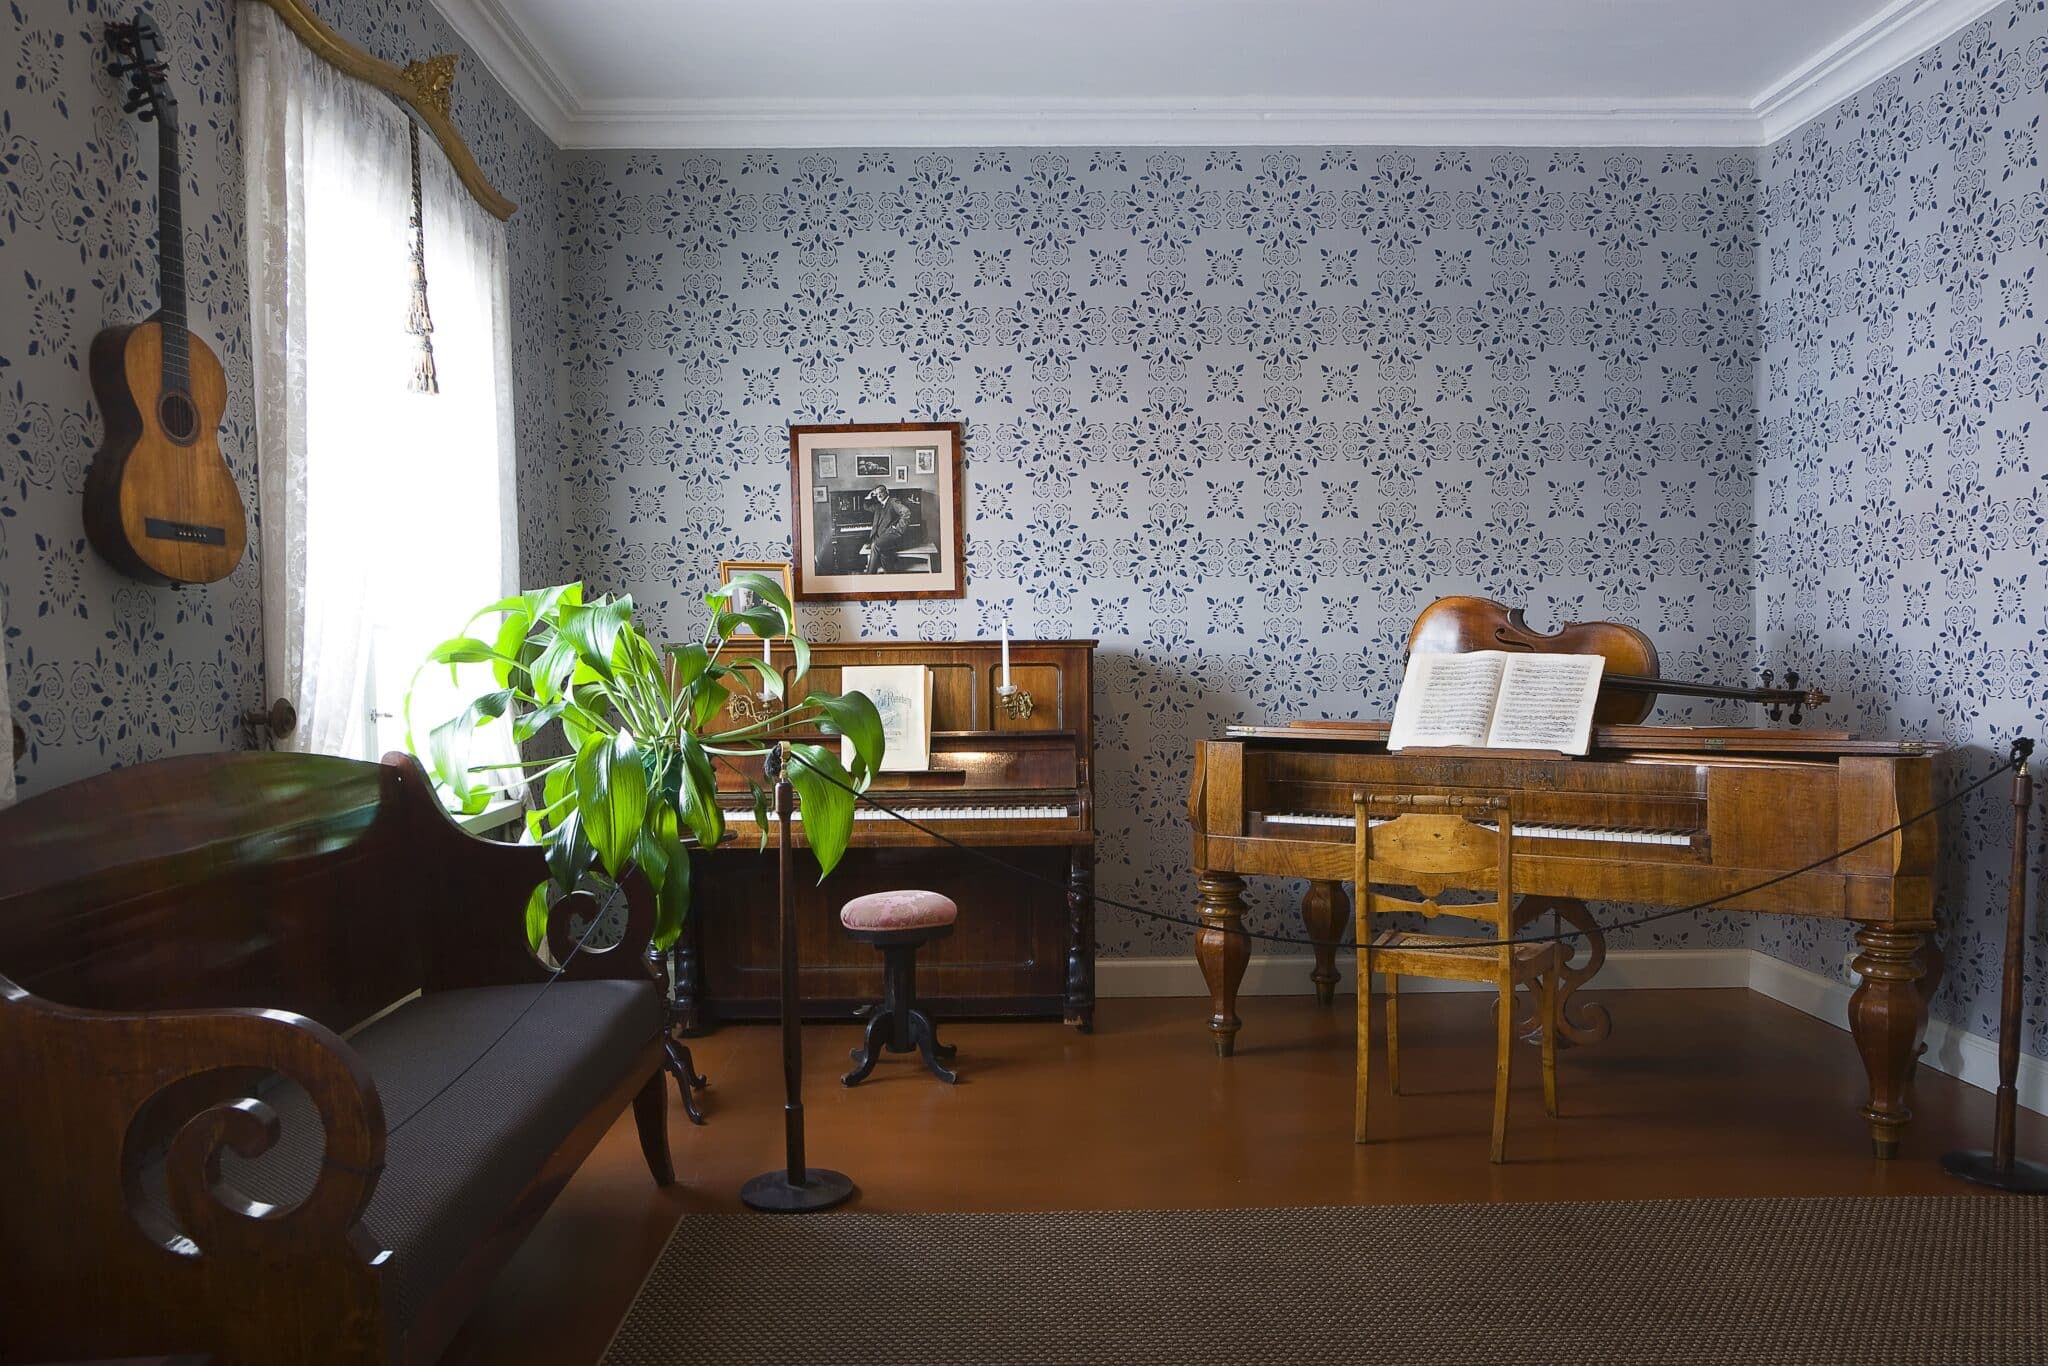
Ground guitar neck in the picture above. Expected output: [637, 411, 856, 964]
[156, 112, 189, 395]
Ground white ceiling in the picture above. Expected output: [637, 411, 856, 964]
[430, 0, 2006, 148]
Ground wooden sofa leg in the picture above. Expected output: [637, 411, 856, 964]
[633, 1070, 676, 1187]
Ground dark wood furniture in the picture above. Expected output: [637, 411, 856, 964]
[1189, 720, 1941, 1158]
[0, 752, 674, 1366]
[1351, 794, 1560, 1162]
[838, 890, 964, 1086]
[678, 637, 1096, 1030]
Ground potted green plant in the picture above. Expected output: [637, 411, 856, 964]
[412, 573, 883, 953]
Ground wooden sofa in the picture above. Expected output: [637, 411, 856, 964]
[0, 751, 675, 1365]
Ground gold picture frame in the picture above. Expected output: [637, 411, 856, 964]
[717, 560, 795, 637]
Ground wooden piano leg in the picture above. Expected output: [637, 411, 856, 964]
[1196, 872, 1250, 1056]
[1849, 925, 1933, 1159]
[1300, 880, 1349, 1007]
[1065, 845, 1097, 1033]
[1516, 897, 1612, 1046]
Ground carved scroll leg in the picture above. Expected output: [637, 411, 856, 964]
[1196, 872, 1250, 1057]
[1849, 925, 1932, 1159]
[1065, 845, 1097, 1033]
[1516, 897, 1611, 1047]
[1300, 880, 1349, 1007]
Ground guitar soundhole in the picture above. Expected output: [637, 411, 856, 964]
[157, 391, 199, 444]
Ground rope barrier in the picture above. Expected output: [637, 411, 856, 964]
[786, 745, 2026, 954]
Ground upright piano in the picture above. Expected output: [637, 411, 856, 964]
[1188, 720, 1942, 1156]
[675, 637, 1096, 1030]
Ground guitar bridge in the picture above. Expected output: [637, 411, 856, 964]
[144, 517, 227, 547]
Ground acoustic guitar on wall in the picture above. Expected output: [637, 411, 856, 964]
[85, 15, 246, 587]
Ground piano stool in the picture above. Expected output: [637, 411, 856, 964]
[839, 890, 962, 1086]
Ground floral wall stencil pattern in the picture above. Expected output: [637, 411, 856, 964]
[1, 0, 561, 796]
[551, 144, 1765, 960]
[1753, 4, 2048, 1057]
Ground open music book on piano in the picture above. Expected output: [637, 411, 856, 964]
[1389, 650, 1605, 755]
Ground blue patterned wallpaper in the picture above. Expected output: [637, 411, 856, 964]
[0, 0, 561, 797]
[1754, 4, 2048, 1056]
[552, 145, 1765, 957]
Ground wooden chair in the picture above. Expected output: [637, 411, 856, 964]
[1352, 792, 1562, 1162]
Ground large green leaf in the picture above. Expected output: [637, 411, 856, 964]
[713, 605, 784, 643]
[804, 689, 886, 784]
[543, 809, 596, 893]
[523, 879, 552, 953]
[559, 598, 633, 681]
[424, 688, 514, 808]
[639, 804, 692, 951]
[676, 734, 725, 849]
[573, 733, 648, 879]
[425, 635, 502, 666]
[785, 742, 858, 876]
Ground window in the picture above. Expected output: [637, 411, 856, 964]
[241, 6, 519, 797]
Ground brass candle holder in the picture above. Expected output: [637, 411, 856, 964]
[997, 684, 1034, 721]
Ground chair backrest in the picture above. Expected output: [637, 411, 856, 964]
[1351, 791, 1514, 937]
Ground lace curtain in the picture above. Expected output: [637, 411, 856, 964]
[240, 6, 518, 771]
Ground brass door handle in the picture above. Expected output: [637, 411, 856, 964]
[242, 698, 298, 740]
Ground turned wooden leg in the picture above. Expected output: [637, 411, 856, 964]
[1848, 925, 1933, 1159]
[1300, 880, 1348, 1006]
[1065, 845, 1097, 1032]
[1195, 872, 1250, 1057]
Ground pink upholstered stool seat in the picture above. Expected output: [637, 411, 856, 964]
[839, 889, 958, 932]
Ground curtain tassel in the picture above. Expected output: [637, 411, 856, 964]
[405, 120, 439, 395]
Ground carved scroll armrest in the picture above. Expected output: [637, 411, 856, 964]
[0, 976, 387, 1265]
[540, 866, 659, 983]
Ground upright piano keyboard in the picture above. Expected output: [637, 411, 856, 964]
[1188, 721, 1942, 1156]
[676, 637, 1097, 1030]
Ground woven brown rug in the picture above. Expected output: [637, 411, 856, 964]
[603, 1196, 2046, 1364]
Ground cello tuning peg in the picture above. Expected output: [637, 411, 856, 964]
[1760, 668, 1776, 690]
[1784, 669, 1800, 691]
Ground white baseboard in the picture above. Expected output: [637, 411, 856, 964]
[1098, 947, 2045, 1115]
[1097, 947, 1752, 999]
[1745, 952, 2048, 1118]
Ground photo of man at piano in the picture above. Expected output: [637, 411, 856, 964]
[790, 422, 965, 601]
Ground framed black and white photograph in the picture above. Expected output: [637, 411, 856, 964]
[789, 422, 966, 601]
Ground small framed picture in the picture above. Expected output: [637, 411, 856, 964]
[789, 422, 966, 602]
[716, 560, 794, 636]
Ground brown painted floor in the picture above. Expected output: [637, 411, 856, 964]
[441, 988, 2046, 1366]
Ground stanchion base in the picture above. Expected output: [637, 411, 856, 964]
[1941, 1150, 2048, 1194]
[741, 1167, 855, 1212]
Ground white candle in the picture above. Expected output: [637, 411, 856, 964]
[762, 633, 772, 674]
[1000, 621, 1011, 688]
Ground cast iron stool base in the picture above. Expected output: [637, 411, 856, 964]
[842, 923, 958, 1085]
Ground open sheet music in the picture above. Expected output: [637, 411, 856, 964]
[1388, 650, 1606, 755]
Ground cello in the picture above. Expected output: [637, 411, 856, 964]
[1408, 595, 1826, 725]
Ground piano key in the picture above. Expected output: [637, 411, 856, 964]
[1262, 812, 1693, 846]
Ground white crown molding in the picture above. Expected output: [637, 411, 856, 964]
[1753, 0, 2010, 143]
[434, 0, 2009, 152]
[554, 95, 1762, 151]
[429, 0, 578, 143]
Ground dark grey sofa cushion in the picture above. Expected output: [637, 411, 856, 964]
[161, 979, 663, 1340]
